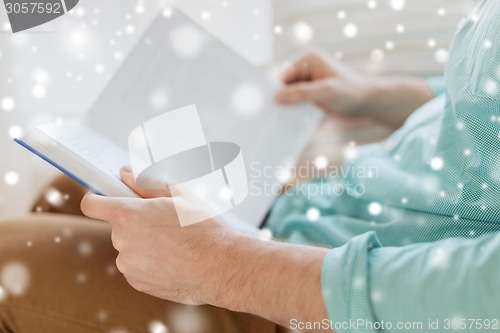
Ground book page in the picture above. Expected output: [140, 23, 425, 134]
[36, 122, 130, 182]
[84, 8, 323, 226]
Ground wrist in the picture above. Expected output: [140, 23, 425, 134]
[353, 75, 385, 116]
[363, 76, 392, 114]
[206, 233, 329, 327]
[200, 230, 244, 306]
[360, 75, 434, 128]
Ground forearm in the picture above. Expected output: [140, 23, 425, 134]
[363, 76, 434, 128]
[207, 234, 330, 330]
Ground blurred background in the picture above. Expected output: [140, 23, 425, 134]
[0, 0, 468, 214]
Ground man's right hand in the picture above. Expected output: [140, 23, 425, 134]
[275, 50, 374, 116]
[275, 49, 435, 128]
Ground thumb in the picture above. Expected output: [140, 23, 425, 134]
[275, 81, 328, 105]
[81, 192, 133, 222]
[120, 166, 171, 198]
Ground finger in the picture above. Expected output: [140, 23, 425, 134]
[279, 61, 299, 84]
[280, 58, 312, 84]
[275, 81, 329, 105]
[80, 192, 132, 222]
[280, 51, 324, 84]
[120, 166, 171, 198]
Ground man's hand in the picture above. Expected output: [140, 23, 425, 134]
[80, 190, 236, 305]
[275, 49, 373, 115]
[81, 167, 330, 330]
[275, 49, 435, 128]
[80, 167, 239, 305]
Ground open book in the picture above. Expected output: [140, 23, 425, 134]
[15, 122, 138, 198]
[16, 7, 323, 227]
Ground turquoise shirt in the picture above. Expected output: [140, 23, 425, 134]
[267, 1, 500, 331]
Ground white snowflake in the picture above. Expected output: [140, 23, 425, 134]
[430, 157, 444, 171]
[125, 25, 135, 34]
[68, 29, 88, 49]
[135, 2, 145, 14]
[78, 241, 94, 257]
[1, 262, 31, 296]
[149, 320, 168, 333]
[95, 64, 105, 74]
[75, 7, 85, 17]
[32, 68, 50, 84]
[435, 49, 448, 63]
[430, 247, 449, 269]
[367, 0, 377, 9]
[8, 125, 23, 139]
[1, 97, 15, 112]
[200, 11, 211, 21]
[371, 289, 385, 303]
[108, 329, 129, 333]
[232, 84, 263, 115]
[306, 208, 320, 222]
[219, 187, 232, 201]
[390, 0, 405, 11]
[162, 8, 173, 18]
[45, 188, 64, 206]
[32, 84, 47, 98]
[368, 202, 382, 216]
[353, 275, 365, 289]
[314, 155, 328, 169]
[97, 310, 108, 321]
[170, 25, 204, 57]
[485, 80, 497, 95]
[344, 144, 358, 160]
[343, 23, 358, 38]
[149, 89, 170, 110]
[293, 21, 314, 44]
[370, 49, 384, 62]
[76, 272, 87, 284]
[0, 286, 6, 302]
[113, 51, 124, 61]
[4, 171, 19, 186]
[259, 228, 273, 241]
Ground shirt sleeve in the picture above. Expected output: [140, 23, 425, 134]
[321, 231, 500, 333]
[426, 75, 446, 97]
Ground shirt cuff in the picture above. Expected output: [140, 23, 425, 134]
[321, 231, 382, 333]
[426, 76, 446, 97]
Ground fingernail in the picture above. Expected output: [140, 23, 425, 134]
[122, 165, 132, 173]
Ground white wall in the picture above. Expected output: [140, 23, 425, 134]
[273, 0, 468, 75]
[0, 0, 273, 214]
